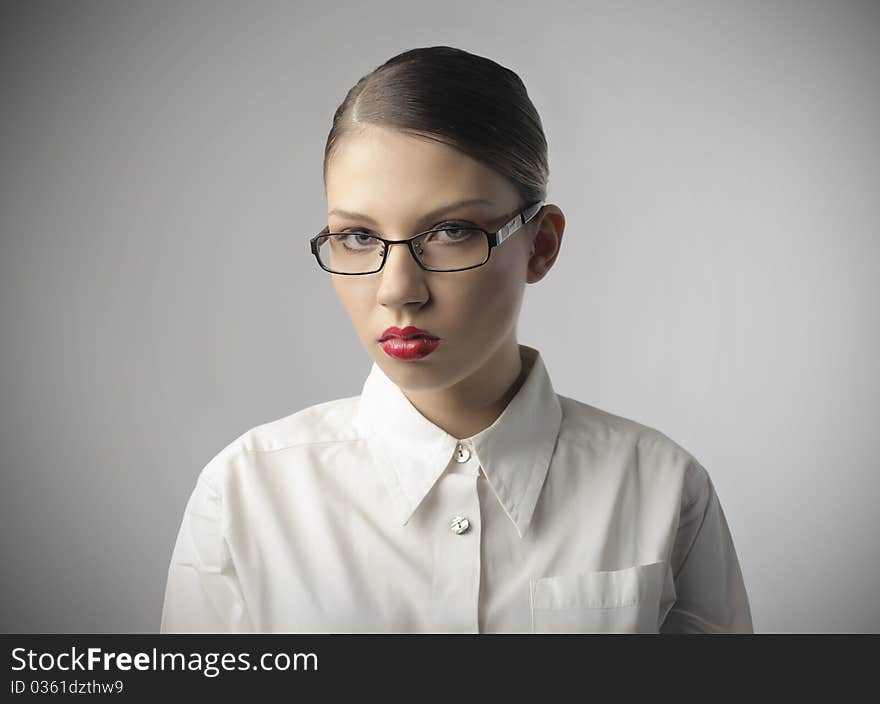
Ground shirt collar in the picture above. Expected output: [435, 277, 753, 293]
[354, 344, 562, 538]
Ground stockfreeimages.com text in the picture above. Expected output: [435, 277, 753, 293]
[11, 647, 317, 678]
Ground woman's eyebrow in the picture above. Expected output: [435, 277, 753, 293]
[328, 198, 494, 225]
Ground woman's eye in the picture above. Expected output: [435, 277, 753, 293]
[422, 222, 481, 246]
[430, 221, 480, 239]
[341, 233, 376, 247]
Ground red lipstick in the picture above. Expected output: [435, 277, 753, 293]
[378, 326, 442, 360]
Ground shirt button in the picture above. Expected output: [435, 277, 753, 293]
[450, 516, 470, 535]
[455, 442, 471, 463]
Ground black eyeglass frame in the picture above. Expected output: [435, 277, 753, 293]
[309, 200, 544, 275]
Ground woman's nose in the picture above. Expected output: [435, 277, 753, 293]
[376, 241, 429, 304]
[382, 240, 424, 274]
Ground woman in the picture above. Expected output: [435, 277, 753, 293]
[160, 46, 753, 633]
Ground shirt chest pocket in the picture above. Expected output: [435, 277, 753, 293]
[529, 560, 675, 634]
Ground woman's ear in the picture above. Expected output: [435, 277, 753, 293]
[525, 205, 565, 284]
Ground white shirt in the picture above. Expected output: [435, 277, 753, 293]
[160, 344, 753, 633]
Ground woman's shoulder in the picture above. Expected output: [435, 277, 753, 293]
[197, 393, 363, 487]
[556, 393, 710, 494]
[239, 394, 362, 452]
[557, 394, 687, 451]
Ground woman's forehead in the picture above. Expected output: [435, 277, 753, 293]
[328, 198, 495, 227]
[326, 128, 519, 221]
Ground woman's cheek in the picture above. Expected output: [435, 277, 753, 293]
[336, 283, 371, 319]
[480, 270, 520, 320]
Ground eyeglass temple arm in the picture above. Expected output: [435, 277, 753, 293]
[495, 200, 544, 246]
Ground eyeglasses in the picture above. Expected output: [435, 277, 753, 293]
[309, 200, 544, 275]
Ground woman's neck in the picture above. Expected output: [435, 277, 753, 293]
[401, 340, 531, 440]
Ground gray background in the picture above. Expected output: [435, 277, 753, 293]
[1, 0, 878, 633]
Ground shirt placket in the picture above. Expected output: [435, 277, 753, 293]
[430, 438, 482, 633]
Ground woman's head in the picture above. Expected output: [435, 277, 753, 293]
[321, 46, 564, 396]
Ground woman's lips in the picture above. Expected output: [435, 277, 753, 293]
[379, 336, 442, 360]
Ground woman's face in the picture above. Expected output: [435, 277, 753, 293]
[324, 125, 537, 393]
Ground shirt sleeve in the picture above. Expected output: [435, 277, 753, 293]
[660, 460, 754, 633]
[159, 472, 255, 633]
